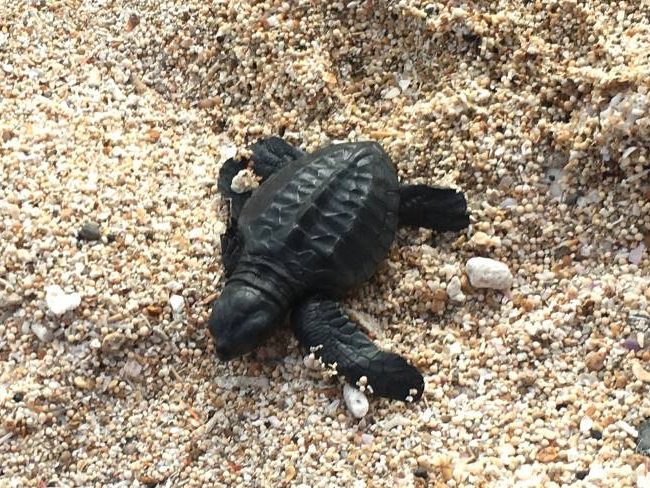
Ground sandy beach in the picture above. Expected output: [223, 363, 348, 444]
[1, 1, 649, 486]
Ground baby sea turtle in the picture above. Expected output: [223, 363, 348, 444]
[209, 137, 469, 401]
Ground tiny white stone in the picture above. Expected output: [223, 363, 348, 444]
[343, 384, 369, 418]
[525, 323, 540, 337]
[448, 342, 462, 356]
[498, 443, 516, 458]
[465, 257, 513, 290]
[45, 285, 81, 316]
[266, 416, 281, 428]
[122, 360, 143, 379]
[360, 433, 374, 445]
[440, 264, 458, 279]
[421, 408, 433, 422]
[167, 280, 183, 292]
[398, 78, 411, 91]
[579, 416, 593, 433]
[566, 448, 581, 462]
[617, 420, 639, 438]
[622, 146, 638, 160]
[152, 221, 172, 233]
[220, 142, 237, 161]
[587, 464, 606, 481]
[632, 361, 650, 383]
[636, 464, 650, 488]
[303, 353, 321, 370]
[87, 66, 102, 87]
[231, 168, 259, 193]
[384, 86, 401, 99]
[324, 399, 340, 416]
[514, 460, 535, 478]
[629, 243, 645, 264]
[447, 276, 466, 302]
[31, 323, 53, 342]
[500, 197, 517, 208]
[266, 15, 279, 27]
[383, 414, 409, 430]
[169, 294, 184, 312]
[188, 227, 203, 240]
[214, 220, 226, 235]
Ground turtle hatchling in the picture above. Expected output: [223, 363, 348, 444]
[209, 137, 469, 401]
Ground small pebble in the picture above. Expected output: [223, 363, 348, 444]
[78, 221, 101, 241]
[590, 429, 603, 440]
[31, 323, 53, 342]
[637, 419, 650, 456]
[470, 231, 500, 248]
[360, 433, 374, 445]
[629, 243, 645, 264]
[45, 285, 81, 316]
[448, 342, 462, 356]
[413, 466, 428, 479]
[580, 416, 594, 433]
[188, 228, 203, 240]
[73, 376, 93, 390]
[383, 414, 409, 430]
[122, 360, 143, 379]
[617, 420, 639, 439]
[631, 361, 650, 383]
[0, 293, 22, 309]
[231, 168, 259, 193]
[169, 294, 185, 313]
[465, 257, 513, 290]
[585, 351, 607, 372]
[446, 276, 466, 302]
[101, 331, 126, 353]
[623, 336, 642, 352]
[343, 384, 369, 419]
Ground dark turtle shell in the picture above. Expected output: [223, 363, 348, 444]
[237, 141, 399, 297]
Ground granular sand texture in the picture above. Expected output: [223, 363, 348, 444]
[1, 1, 650, 487]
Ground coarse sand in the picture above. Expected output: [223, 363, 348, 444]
[1, 1, 650, 486]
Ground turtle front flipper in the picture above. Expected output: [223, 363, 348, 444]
[291, 296, 424, 401]
[218, 137, 304, 221]
[220, 224, 243, 277]
[217, 137, 304, 274]
[398, 184, 470, 231]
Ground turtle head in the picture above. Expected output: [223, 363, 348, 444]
[208, 284, 285, 361]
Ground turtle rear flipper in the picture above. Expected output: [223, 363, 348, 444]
[249, 136, 305, 180]
[399, 185, 470, 231]
[218, 137, 304, 221]
[291, 296, 424, 401]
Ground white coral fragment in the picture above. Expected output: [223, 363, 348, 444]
[45, 285, 81, 316]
